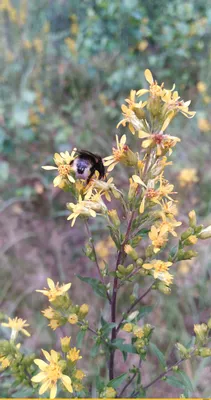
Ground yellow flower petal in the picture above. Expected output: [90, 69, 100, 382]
[42, 349, 51, 362]
[34, 359, 48, 371]
[132, 175, 146, 187]
[53, 175, 62, 187]
[42, 166, 58, 170]
[50, 384, 57, 399]
[47, 278, 55, 290]
[31, 372, 47, 383]
[39, 380, 50, 395]
[137, 89, 149, 97]
[61, 375, 73, 392]
[67, 174, 75, 183]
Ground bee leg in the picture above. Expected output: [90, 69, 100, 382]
[86, 167, 96, 184]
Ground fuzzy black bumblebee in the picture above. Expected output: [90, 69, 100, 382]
[71, 150, 105, 183]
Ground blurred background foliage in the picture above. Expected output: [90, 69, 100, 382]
[0, 0, 211, 397]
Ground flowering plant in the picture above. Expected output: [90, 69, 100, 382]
[1, 69, 211, 398]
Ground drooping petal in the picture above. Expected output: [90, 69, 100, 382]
[132, 175, 146, 187]
[53, 175, 62, 187]
[22, 328, 31, 337]
[50, 384, 57, 399]
[67, 174, 75, 183]
[61, 374, 73, 393]
[137, 89, 149, 97]
[39, 380, 50, 395]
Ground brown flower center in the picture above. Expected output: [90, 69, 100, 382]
[58, 165, 71, 176]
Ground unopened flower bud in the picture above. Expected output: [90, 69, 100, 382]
[60, 336, 71, 352]
[177, 250, 198, 261]
[194, 323, 208, 342]
[157, 282, 171, 294]
[176, 342, 188, 357]
[136, 258, 144, 267]
[78, 304, 89, 319]
[108, 209, 120, 227]
[122, 323, 133, 332]
[128, 178, 138, 201]
[207, 318, 211, 329]
[198, 225, 211, 239]
[100, 387, 116, 398]
[133, 326, 144, 338]
[199, 347, 211, 357]
[124, 244, 138, 261]
[184, 235, 198, 246]
[181, 227, 193, 241]
[143, 324, 153, 337]
[188, 210, 197, 227]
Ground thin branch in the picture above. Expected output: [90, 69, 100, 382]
[84, 220, 111, 303]
[118, 371, 137, 398]
[116, 281, 154, 333]
[133, 348, 197, 396]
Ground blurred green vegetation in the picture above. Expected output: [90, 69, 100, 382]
[0, 0, 211, 397]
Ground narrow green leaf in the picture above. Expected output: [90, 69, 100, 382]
[177, 370, 194, 392]
[166, 375, 185, 389]
[150, 343, 166, 368]
[112, 339, 137, 354]
[77, 275, 107, 299]
[108, 373, 128, 389]
[76, 330, 86, 348]
[90, 342, 100, 358]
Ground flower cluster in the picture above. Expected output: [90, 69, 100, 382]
[31, 338, 85, 399]
[38, 278, 89, 330]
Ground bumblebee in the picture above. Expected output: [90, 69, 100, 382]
[71, 150, 105, 184]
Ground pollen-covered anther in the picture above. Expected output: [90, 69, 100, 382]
[58, 164, 71, 176]
[146, 188, 157, 199]
[152, 133, 163, 144]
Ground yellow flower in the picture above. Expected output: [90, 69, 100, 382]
[133, 326, 144, 338]
[88, 177, 121, 201]
[137, 69, 165, 98]
[0, 356, 10, 370]
[116, 90, 147, 134]
[42, 150, 76, 187]
[104, 135, 138, 171]
[143, 260, 172, 280]
[161, 89, 196, 119]
[139, 129, 180, 156]
[122, 323, 133, 332]
[67, 193, 107, 226]
[36, 278, 71, 302]
[67, 347, 82, 362]
[42, 307, 56, 319]
[31, 349, 73, 399]
[198, 118, 210, 132]
[178, 168, 198, 187]
[48, 319, 60, 331]
[138, 40, 148, 51]
[2, 317, 30, 340]
[158, 219, 181, 237]
[197, 81, 207, 93]
[149, 225, 169, 253]
[68, 314, 78, 325]
[75, 369, 85, 380]
[65, 37, 77, 55]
